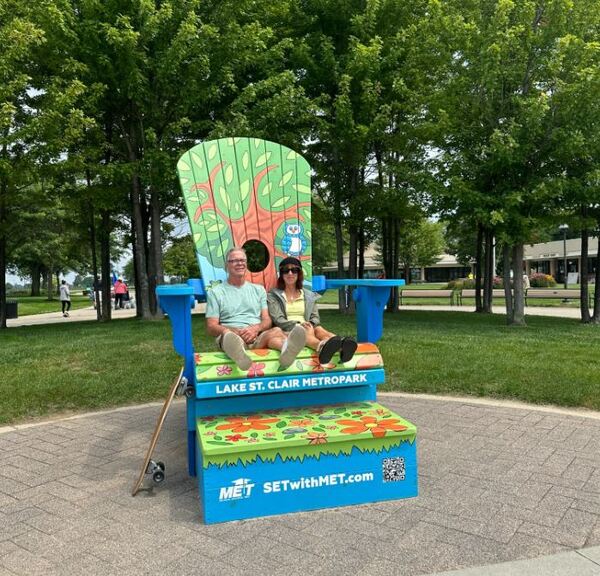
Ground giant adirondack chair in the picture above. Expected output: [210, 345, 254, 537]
[157, 137, 416, 523]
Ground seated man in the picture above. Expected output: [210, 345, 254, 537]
[206, 247, 306, 370]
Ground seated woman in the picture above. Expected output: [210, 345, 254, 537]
[267, 256, 357, 365]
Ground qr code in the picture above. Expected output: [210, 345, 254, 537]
[382, 457, 405, 482]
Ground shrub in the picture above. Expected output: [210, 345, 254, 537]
[446, 279, 464, 290]
[447, 276, 504, 290]
[529, 273, 557, 288]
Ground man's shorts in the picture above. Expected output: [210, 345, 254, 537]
[215, 329, 272, 351]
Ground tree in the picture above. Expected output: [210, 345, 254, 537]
[162, 236, 200, 282]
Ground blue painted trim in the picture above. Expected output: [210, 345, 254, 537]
[196, 368, 384, 399]
[325, 279, 406, 288]
[323, 279, 406, 343]
[187, 278, 206, 302]
[198, 440, 418, 523]
[156, 285, 196, 381]
[312, 275, 327, 293]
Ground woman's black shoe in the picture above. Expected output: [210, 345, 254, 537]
[318, 336, 343, 364]
[340, 337, 358, 363]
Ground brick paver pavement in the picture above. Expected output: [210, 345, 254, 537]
[1, 394, 600, 575]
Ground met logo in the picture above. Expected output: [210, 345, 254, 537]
[219, 478, 255, 502]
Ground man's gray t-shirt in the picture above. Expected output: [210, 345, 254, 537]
[205, 281, 267, 328]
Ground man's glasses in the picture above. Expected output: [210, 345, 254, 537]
[282, 267, 301, 274]
[227, 258, 247, 265]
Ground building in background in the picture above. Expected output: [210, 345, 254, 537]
[524, 237, 598, 284]
[321, 245, 470, 282]
[321, 237, 599, 284]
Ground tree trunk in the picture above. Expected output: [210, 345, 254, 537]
[502, 243, 513, 320]
[358, 225, 365, 279]
[0, 224, 6, 330]
[100, 209, 112, 322]
[131, 172, 152, 319]
[483, 228, 494, 312]
[148, 185, 163, 316]
[0, 178, 7, 329]
[592, 224, 600, 323]
[46, 267, 53, 302]
[474, 223, 483, 312]
[334, 217, 346, 312]
[509, 243, 526, 326]
[391, 218, 400, 310]
[88, 201, 101, 322]
[30, 263, 41, 296]
[580, 218, 591, 323]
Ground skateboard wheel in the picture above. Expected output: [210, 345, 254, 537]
[184, 384, 194, 398]
[153, 469, 165, 483]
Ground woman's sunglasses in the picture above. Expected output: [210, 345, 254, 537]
[281, 267, 301, 274]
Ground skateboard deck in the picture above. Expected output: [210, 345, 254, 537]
[132, 367, 185, 496]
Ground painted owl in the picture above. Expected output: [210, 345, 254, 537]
[282, 222, 306, 256]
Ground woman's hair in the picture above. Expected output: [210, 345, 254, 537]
[276, 266, 304, 291]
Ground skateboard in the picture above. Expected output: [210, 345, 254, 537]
[131, 367, 187, 496]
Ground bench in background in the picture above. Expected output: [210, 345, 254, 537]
[458, 289, 507, 305]
[525, 288, 593, 306]
[399, 289, 455, 306]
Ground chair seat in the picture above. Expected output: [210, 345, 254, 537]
[196, 401, 416, 468]
[195, 342, 383, 382]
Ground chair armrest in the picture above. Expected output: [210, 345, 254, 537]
[156, 285, 196, 379]
[319, 278, 405, 343]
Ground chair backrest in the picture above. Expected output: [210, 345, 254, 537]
[176, 137, 313, 292]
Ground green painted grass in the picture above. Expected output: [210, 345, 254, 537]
[1, 310, 599, 426]
[12, 295, 92, 316]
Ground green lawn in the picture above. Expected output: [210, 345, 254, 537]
[2, 310, 599, 426]
[12, 295, 92, 316]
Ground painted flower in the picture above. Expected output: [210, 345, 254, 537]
[216, 416, 280, 433]
[373, 409, 389, 416]
[325, 425, 338, 430]
[304, 355, 334, 372]
[204, 431, 216, 436]
[247, 362, 266, 377]
[247, 438, 259, 443]
[336, 416, 407, 438]
[216, 365, 233, 376]
[351, 411, 365, 416]
[225, 434, 248, 442]
[264, 432, 276, 437]
[282, 427, 307, 435]
[253, 348, 271, 357]
[290, 419, 313, 426]
[306, 432, 328, 445]
[194, 353, 202, 364]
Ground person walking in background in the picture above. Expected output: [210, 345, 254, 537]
[114, 277, 128, 309]
[59, 280, 71, 317]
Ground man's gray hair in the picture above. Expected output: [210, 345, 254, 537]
[225, 247, 246, 261]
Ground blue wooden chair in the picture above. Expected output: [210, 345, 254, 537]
[157, 137, 416, 523]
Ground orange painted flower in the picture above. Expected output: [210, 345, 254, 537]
[290, 419, 313, 426]
[336, 416, 407, 438]
[306, 432, 328, 445]
[303, 356, 326, 372]
[253, 348, 271, 357]
[216, 416, 280, 433]
[225, 434, 248, 442]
